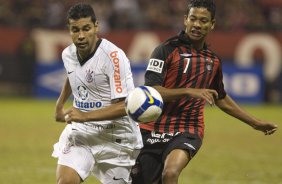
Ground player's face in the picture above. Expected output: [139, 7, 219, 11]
[184, 7, 215, 43]
[68, 17, 98, 57]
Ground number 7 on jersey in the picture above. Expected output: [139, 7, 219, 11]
[183, 58, 191, 73]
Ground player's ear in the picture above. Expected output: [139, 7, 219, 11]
[184, 15, 188, 27]
[94, 21, 99, 32]
[211, 19, 216, 30]
[94, 21, 98, 27]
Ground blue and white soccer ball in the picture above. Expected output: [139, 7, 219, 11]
[125, 86, 163, 123]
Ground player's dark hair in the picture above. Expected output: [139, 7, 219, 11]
[186, 0, 216, 19]
[67, 3, 96, 24]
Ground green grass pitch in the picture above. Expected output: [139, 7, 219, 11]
[0, 98, 281, 184]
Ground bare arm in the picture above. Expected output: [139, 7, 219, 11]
[55, 78, 72, 122]
[64, 98, 127, 122]
[216, 95, 278, 135]
[153, 85, 218, 105]
[65, 86, 218, 122]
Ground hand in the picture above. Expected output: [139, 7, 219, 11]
[64, 107, 88, 123]
[253, 120, 278, 135]
[187, 89, 218, 106]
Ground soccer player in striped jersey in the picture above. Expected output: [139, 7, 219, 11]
[52, 3, 143, 184]
[131, 0, 278, 183]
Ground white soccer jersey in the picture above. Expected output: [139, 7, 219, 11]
[62, 39, 134, 111]
[53, 39, 143, 182]
[59, 38, 143, 151]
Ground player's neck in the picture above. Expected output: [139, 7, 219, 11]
[77, 37, 100, 61]
[191, 42, 205, 50]
[181, 31, 205, 50]
[78, 47, 94, 61]
[77, 38, 102, 65]
[189, 37, 205, 50]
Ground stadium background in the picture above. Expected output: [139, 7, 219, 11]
[0, 0, 281, 184]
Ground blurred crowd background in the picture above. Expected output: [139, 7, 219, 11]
[0, 0, 281, 31]
[0, 0, 282, 104]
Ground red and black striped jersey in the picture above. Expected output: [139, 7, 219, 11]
[140, 31, 226, 139]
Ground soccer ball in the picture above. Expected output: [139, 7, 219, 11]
[125, 86, 163, 123]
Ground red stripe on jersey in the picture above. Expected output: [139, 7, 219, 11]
[141, 43, 225, 140]
[195, 53, 205, 88]
[163, 49, 182, 88]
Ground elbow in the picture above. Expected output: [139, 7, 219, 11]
[216, 101, 233, 114]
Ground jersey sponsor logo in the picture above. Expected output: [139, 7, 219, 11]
[147, 138, 170, 144]
[146, 131, 181, 144]
[85, 123, 115, 130]
[110, 51, 123, 93]
[147, 59, 164, 73]
[85, 69, 94, 83]
[151, 131, 180, 138]
[77, 86, 88, 100]
[74, 98, 103, 109]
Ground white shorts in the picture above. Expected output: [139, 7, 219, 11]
[52, 123, 141, 183]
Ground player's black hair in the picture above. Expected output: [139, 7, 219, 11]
[67, 3, 96, 24]
[186, 0, 216, 19]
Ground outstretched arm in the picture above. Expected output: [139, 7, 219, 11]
[153, 85, 218, 106]
[55, 78, 72, 122]
[64, 85, 219, 123]
[216, 95, 278, 135]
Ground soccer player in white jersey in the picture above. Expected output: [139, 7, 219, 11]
[52, 3, 143, 184]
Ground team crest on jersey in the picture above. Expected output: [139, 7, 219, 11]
[206, 59, 214, 71]
[77, 85, 88, 100]
[85, 69, 94, 83]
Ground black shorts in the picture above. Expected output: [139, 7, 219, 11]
[131, 129, 202, 184]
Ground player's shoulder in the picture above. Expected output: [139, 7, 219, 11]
[98, 39, 128, 65]
[164, 34, 179, 45]
[150, 36, 177, 59]
[62, 43, 76, 60]
[100, 38, 125, 55]
[205, 47, 222, 61]
[157, 34, 183, 54]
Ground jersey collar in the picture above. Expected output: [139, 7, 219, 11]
[178, 30, 208, 50]
[77, 38, 102, 66]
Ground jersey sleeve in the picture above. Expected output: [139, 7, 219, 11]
[105, 49, 135, 100]
[209, 61, 226, 99]
[61, 46, 70, 73]
[144, 44, 168, 86]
